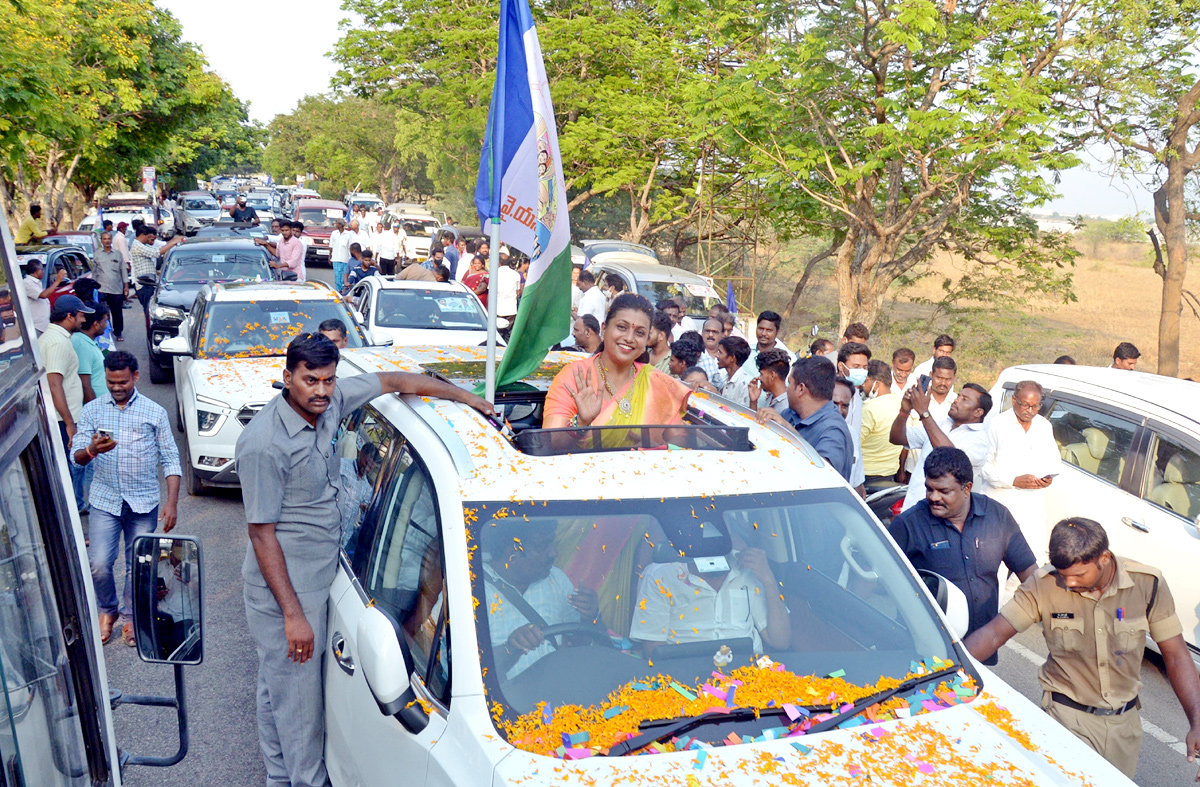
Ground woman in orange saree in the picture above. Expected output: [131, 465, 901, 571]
[544, 294, 689, 445]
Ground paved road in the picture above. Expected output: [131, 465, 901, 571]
[102, 265, 1196, 785]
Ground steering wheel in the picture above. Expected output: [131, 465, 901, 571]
[538, 623, 614, 650]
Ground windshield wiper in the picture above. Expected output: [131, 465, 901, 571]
[802, 664, 964, 736]
[603, 664, 965, 756]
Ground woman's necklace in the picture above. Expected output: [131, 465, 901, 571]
[597, 357, 633, 416]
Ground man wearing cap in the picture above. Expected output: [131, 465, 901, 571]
[230, 195, 259, 225]
[966, 517, 1200, 778]
[38, 294, 95, 448]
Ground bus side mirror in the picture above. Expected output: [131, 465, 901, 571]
[131, 535, 203, 665]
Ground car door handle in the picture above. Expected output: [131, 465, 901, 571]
[1121, 516, 1150, 533]
[331, 632, 355, 675]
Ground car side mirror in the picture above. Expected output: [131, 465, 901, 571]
[365, 329, 393, 347]
[918, 569, 969, 641]
[159, 335, 191, 355]
[357, 607, 429, 732]
[351, 308, 365, 324]
[130, 535, 203, 665]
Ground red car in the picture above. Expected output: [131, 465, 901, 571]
[293, 198, 347, 266]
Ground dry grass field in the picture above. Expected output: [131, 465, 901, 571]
[757, 239, 1200, 388]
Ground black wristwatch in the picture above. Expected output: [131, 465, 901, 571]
[919, 411, 931, 420]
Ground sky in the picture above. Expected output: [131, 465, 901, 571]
[161, 0, 1153, 218]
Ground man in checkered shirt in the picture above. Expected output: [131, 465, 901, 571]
[70, 350, 181, 646]
[130, 224, 184, 328]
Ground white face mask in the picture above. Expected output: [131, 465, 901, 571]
[844, 367, 868, 387]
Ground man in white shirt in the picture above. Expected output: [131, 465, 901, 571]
[912, 333, 956, 379]
[745, 310, 795, 369]
[836, 342, 871, 492]
[890, 347, 917, 395]
[575, 270, 607, 324]
[494, 260, 522, 322]
[979, 380, 1061, 568]
[375, 225, 400, 276]
[21, 259, 65, 333]
[329, 219, 353, 292]
[716, 336, 754, 405]
[890, 382, 992, 511]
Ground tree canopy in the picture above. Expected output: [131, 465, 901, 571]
[0, 0, 261, 228]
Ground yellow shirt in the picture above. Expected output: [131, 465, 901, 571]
[14, 216, 46, 244]
[860, 392, 903, 477]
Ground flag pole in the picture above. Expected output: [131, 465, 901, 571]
[483, 0, 510, 407]
[485, 218, 501, 404]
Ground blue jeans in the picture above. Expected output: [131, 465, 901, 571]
[332, 261, 348, 292]
[89, 502, 158, 622]
[59, 422, 87, 512]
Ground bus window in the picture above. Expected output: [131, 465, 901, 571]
[0, 456, 92, 784]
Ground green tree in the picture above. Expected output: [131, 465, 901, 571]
[331, 0, 715, 244]
[262, 95, 433, 202]
[699, 0, 1098, 333]
[0, 0, 230, 228]
[1070, 0, 1200, 376]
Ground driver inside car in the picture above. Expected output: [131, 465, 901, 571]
[630, 529, 790, 656]
[482, 521, 604, 680]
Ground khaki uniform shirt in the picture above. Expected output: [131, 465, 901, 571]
[1000, 557, 1182, 709]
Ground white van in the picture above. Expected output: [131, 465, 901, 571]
[990, 364, 1200, 657]
[312, 345, 1131, 786]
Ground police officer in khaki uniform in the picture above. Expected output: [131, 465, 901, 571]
[966, 517, 1200, 778]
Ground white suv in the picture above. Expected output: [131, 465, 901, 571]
[990, 365, 1200, 656]
[346, 277, 503, 348]
[305, 345, 1130, 786]
[159, 281, 374, 494]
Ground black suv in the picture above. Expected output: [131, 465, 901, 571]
[147, 239, 272, 382]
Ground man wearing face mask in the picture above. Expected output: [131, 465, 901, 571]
[837, 341, 871, 495]
[859, 360, 904, 489]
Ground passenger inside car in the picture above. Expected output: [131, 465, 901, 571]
[482, 520, 605, 680]
[629, 526, 790, 655]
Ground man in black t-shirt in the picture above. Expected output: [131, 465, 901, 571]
[230, 196, 259, 225]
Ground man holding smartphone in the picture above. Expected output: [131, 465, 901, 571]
[979, 380, 1061, 594]
[70, 351, 181, 646]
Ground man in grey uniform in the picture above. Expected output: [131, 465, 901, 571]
[237, 333, 494, 787]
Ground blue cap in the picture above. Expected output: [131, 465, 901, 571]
[53, 294, 95, 315]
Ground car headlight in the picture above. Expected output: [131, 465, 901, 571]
[196, 410, 223, 433]
[152, 304, 185, 321]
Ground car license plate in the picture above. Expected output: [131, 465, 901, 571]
[315, 248, 329, 256]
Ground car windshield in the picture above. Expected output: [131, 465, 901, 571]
[586, 241, 657, 259]
[401, 218, 438, 236]
[468, 489, 961, 754]
[297, 208, 344, 228]
[373, 289, 486, 330]
[163, 252, 270, 284]
[636, 279, 721, 320]
[185, 198, 219, 211]
[198, 299, 363, 358]
[247, 199, 271, 209]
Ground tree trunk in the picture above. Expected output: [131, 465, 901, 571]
[1153, 169, 1187, 377]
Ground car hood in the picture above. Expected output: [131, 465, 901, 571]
[486, 677, 1131, 787]
[373, 326, 499, 347]
[188, 357, 285, 407]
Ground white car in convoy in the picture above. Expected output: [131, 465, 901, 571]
[307, 344, 1131, 787]
[345, 277, 504, 348]
[990, 364, 1200, 657]
[158, 280, 386, 494]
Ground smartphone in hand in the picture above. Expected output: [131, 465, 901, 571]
[918, 374, 931, 393]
